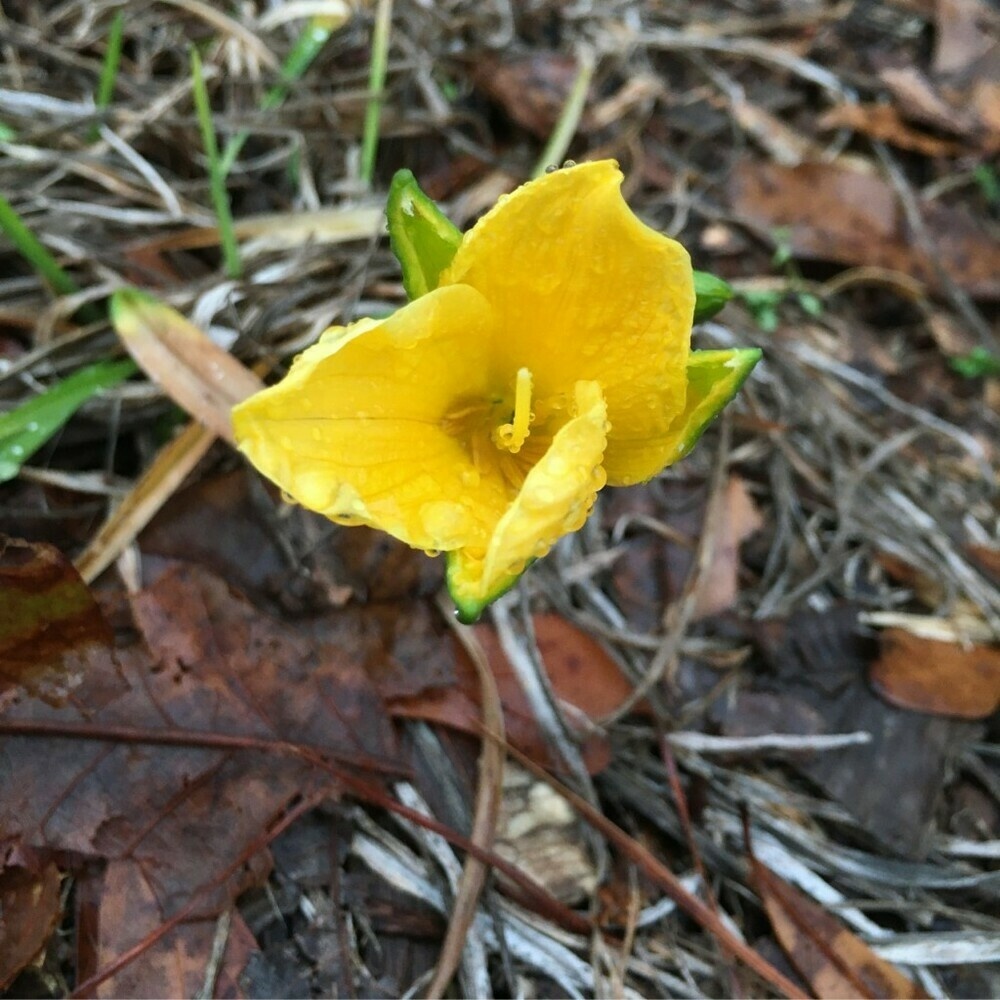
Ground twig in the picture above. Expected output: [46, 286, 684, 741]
[424, 593, 506, 999]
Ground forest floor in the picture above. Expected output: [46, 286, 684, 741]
[1, 0, 999, 997]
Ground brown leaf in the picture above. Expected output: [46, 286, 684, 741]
[474, 53, 584, 137]
[818, 103, 967, 157]
[606, 475, 761, 628]
[696, 476, 764, 619]
[0, 862, 62, 990]
[389, 613, 635, 774]
[934, 0, 999, 76]
[76, 863, 259, 1000]
[967, 544, 1000, 585]
[730, 161, 1000, 298]
[870, 627, 1000, 719]
[140, 468, 444, 611]
[746, 607, 975, 857]
[879, 66, 974, 135]
[751, 859, 927, 999]
[0, 560, 397, 991]
[110, 291, 263, 443]
[0, 536, 113, 708]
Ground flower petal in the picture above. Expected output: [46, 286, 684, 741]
[442, 159, 693, 485]
[603, 348, 762, 486]
[232, 284, 510, 551]
[446, 380, 608, 622]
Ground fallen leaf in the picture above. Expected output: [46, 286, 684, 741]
[76, 864, 259, 1000]
[934, 0, 999, 76]
[0, 535, 113, 708]
[0, 559, 398, 993]
[751, 858, 927, 999]
[139, 467, 444, 611]
[606, 475, 762, 628]
[729, 161, 1000, 298]
[389, 613, 636, 774]
[696, 475, 764, 619]
[879, 66, 974, 135]
[0, 862, 62, 990]
[473, 53, 585, 137]
[967, 544, 1000, 585]
[745, 606, 976, 857]
[818, 103, 967, 157]
[870, 627, 1000, 719]
[110, 290, 263, 443]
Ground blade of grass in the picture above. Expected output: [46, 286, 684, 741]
[218, 16, 343, 177]
[360, 0, 393, 187]
[189, 48, 242, 279]
[0, 194, 102, 324]
[89, 9, 125, 142]
[0, 358, 136, 483]
[531, 48, 595, 178]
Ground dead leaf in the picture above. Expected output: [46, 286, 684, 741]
[870, 627, 1000, 719]
[110, 290, 263, 443]
[729, 161, 1000, 298]
[389, 613, 637, 774]
[879, 66, 974, 134]
[0, 535, 113, 708]
[76, 864, 259, 999]
[751, 858, 927, 999]
[0, 559, 398, 993]
[818, 103, 967, 157]
[934, 0, 999, 76]
[607, 475, 762, 627]
[967, 544, 1000, 585]
[696, 476, 764, 619]
[139, 468, 444, 612]
[0, 862, 62, 990]
[473, 53, 586, 137]
[744, 606, 975, 857]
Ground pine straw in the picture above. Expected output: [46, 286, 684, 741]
[1, 1, 998, 997]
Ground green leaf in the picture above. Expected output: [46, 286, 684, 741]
[0, 358, 136, 483]
[692, 270, 734, 322]
[949, 347, 1000, 379]
[386, 169, 463, 300]
[665, 348, 762, 462]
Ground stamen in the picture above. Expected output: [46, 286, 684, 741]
[493, 367, 533, 454]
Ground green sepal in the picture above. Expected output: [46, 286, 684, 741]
[386, 169, 463, 300]
[668, 348, 761, 462]
[0, 357, 136, 483]
[692, 270, 734, 323]
[445, 552, 534, 624]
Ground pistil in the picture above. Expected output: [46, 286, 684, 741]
[493, 367, 533, 454]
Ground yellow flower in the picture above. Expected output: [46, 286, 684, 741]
[233, 160, 758, 620]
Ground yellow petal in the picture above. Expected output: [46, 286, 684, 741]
[446, 380, 608, 621]
[232, 284, 509, 551]
[603, 347, 762, 486]
[441, 159, 693, 485]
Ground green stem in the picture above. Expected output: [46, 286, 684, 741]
[360, 0, 393, 187]
[0, 193, 102, 323]
[532, 49, 595, 179]
[190, 48, 242, 280]
[218, 17, 337, 178]
[90, 9, 125, 141]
